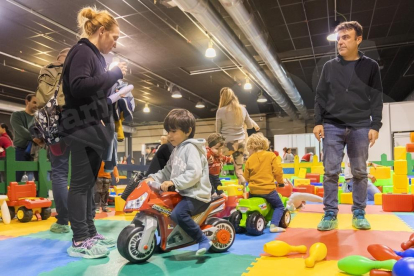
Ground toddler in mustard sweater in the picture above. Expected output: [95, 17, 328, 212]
[243, 133, 285, 233]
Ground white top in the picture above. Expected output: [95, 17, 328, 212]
[216, 105, 253, 142]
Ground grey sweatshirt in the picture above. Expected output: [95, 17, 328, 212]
[216, 105, 253, 142]
[149, 138, 212, 203]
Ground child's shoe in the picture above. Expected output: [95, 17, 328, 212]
[91, 232, 117, 248]
[50, 223, 71, 233]
[269, 224, 286, 233]
[67, 238, 109, 259]
[196, 235, 212, 256]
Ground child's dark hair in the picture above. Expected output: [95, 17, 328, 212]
[164, 109, 196, 138]
[0, 123, 13, 141]
[207, 133, 225, 148]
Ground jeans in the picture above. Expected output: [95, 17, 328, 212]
[170, 197, 209, 243]
[344, 179, 381, 201]
[250, 190, 285, 225]
[67, 139, 103, 242]
[15, 146, 38, 182]
[323, 123, 369, 214]
[49, 147, 70, 225]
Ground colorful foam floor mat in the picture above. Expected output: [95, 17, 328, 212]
[0, 202, 413, 276]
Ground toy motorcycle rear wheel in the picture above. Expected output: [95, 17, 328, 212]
[117, 225, 156, 263]
[279, 209, 291, 228]
[228, 210, 245, 233]
[209, 219, 236, 253]
[246, 211, 266, 236]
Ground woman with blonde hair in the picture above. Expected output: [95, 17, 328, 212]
[216, 87, 259, 184]
[60, 6, 127, 259]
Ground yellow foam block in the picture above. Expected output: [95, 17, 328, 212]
[395, 146, 407, 160]
[295, 179, 310, 186]
[283, 174, 294, 179]
[374, 193, 383, 205]
[340, 192, 353, 204]
[369, 166, 391, 179]
[311, 166, 325, 175]
[0, 218, 54, 237]
[243, 256, 348, 276]
[288, 213, 412, 232]
[115, 195, 126, 212]
[393, 187, 409, 194]
[298, 168, 307, 179]
[394, 160, 408, 175]
[393, 174, 409, 191]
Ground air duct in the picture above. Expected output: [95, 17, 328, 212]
[219, 0, 309, 120]
[172, 0, 298, 120]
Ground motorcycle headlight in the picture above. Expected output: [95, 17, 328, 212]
[125, 192, 148, 210]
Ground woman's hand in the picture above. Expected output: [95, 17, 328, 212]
[161, 181, 174, 192]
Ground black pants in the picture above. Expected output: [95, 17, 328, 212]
[209, 174, 223, 195]
[170, 197, 209, 243]
[95, 177, 111, 208]
[67, 140, 103, 242]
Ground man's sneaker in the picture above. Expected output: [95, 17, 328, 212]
[96, 209, 101, 214]
[50, 223, 71, 233]
[352, 209, 371, 230]
[102, 207, 110, 212]
[91, 233, 116, 248]
[67, 238, 109, 259]
[269, 224, 286, 233]
[317, 211, 338, 231]
[196, 235, 212, 256]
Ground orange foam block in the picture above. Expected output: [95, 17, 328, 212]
[382, 194, 414, 212]
[407, 143, 414, 153]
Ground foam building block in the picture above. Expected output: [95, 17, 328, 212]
[393, 174, 409, 193]
[341, 192, 353, 204]
[295, 179, 310, 186]
[370, 167, 391, 179]
[306, 173, 320, 183]
[406, 143, 414, 153]
[382, 194, 414, 212]
[293, 185, 315, 194]
[283, 168, 295, 174]
[311, 166, 325, 175]
[395, 146, 407, 160]
[298, 168, 307, 179]
[374, 193, 382, 205]
[316, 187, 324, 197]
[394, 160, 408, 175]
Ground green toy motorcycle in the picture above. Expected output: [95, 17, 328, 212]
[228, 193, 291, 236]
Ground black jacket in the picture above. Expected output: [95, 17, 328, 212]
[314, 51, 383, 131]
[60, 38, 123, 149]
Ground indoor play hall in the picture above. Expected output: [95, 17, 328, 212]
[1, 0, 414, 275]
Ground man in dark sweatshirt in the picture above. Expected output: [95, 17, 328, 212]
[313, 21, 383, 231]
[10, 94, 42, 181]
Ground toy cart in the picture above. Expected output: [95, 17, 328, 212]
[7, 181, 52, 223]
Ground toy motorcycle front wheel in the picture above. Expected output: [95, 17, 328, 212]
[209, 219, 236, 253]
[117, 225, 156, 263]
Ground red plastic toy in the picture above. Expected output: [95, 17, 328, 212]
[382, 194, 414, 212]
[117, 180, 236, 263]
[367, 244, 401, 261]
[401, 233, 414, 250]
[7, 181, 52, 223]
[306, 173, 320, 183]
[370, 269, 392, 276]
[214, 184, 244, 218]
[276, 179, 293, 198]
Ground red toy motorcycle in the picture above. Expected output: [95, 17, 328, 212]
[117, 180, 236, 263]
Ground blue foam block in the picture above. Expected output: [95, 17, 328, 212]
[283, 168, 295, 174]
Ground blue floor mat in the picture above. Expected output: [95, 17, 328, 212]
[0, 237, 75, 275]
[395, 214, 414, 231]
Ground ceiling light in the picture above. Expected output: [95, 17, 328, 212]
[171, 87, 182, 98]
[244, 78, 252, 90]
[327, 33, 337, 42]
[196, 100, 205, 108]
[257, 92, 267, 103]
[143, 103, 150, 113]
[109, 57, 120, 70]
[205, 39, 216, 58]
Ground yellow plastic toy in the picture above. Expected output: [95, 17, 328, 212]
[263, 240, 307, 257]
[305, 242, 328, 268]
[374, 193, 382, 205]
[217, 184, 244, 197]
[341, 192, 353, 204]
